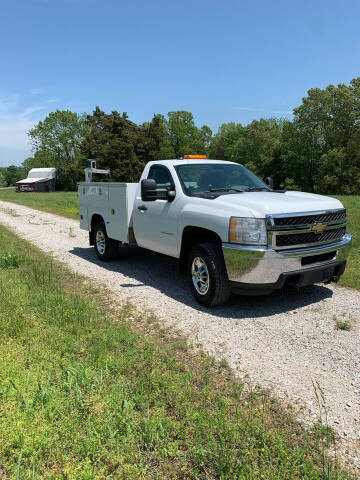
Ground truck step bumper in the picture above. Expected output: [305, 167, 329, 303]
[222, 234, 351, 293]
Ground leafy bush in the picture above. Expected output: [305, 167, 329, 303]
[0, 251, 21, 268]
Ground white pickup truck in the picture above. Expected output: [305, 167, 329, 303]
[78, 157, 351, 306]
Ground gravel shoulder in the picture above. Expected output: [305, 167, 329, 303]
[0, 200, 359, 469]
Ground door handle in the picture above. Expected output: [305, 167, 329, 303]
[138, 205, 148, 211]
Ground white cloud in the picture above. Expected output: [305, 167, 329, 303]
[47, 97, 58, 104]
[0, 115, 34, 154]
[21, 106, 44, 117]
[234, 106, 293, 115]
[0, 94, 45, 165]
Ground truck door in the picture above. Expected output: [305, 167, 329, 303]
[133, 165, 178, 257]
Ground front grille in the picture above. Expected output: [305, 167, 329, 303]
[274, 210, 346, 227]
[276, 227, 346, 247]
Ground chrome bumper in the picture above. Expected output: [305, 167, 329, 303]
[222, 234, 352, 285]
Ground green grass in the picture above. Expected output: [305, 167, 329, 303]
[335, 196, 360, 290]
[0, 189, 78, 219]
[335, 320, 351, 331]
[0, 226, 351, 479]
[0, 189, 357, 289]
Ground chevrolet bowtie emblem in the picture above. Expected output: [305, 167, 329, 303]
[311, 222, 327, 234]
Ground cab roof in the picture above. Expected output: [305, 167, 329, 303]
[147, 159, 239, 168]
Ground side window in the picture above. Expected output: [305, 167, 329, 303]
[148, 166, 174, 199]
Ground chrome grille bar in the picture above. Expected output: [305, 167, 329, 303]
[266, 209, 347, 250]
[273, 209, 346, 228]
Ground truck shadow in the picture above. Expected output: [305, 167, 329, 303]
[70, 245, 333, 319]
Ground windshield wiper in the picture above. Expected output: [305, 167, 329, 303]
[243, 187, 271, 192]
[190, 188, 243, 196]
[209, 187, 244, 193]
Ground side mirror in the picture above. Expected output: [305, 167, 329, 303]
[263, 177, 274, 189]
[141, 179, 158, 201]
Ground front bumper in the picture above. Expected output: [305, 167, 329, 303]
[222, 234, 352, 291]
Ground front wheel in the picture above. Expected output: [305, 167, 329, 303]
[93, 222, 118, 261]
[188, 243, 231, 307]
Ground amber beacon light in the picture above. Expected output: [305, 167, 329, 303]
[183, 155, 207, 159]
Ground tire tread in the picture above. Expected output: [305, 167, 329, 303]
[188, 242, 230, 307]
[94, 222, 118, 261]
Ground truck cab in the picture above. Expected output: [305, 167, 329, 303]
[78, 157, 352, 307]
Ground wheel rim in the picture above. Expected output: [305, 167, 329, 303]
[191, 256, 210, 295]
[96, 230, 106, 255]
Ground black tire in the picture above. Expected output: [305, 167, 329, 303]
[188, 243, 231, 307]
[93, 221, 118, 261]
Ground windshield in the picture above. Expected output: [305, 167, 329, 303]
[175, 163, 269, 196]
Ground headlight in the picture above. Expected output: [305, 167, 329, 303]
[229, 217, 267, 245]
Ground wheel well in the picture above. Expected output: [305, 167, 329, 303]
[89, 214, 105, 245]
[179, 226, 222, 273]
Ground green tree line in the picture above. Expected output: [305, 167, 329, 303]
[3, 77, 360, 194]
[0, 165, 24, 187]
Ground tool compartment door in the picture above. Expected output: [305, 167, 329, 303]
[106, 184, 129, 242]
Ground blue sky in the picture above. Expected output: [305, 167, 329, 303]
[1, 0, 360, 166]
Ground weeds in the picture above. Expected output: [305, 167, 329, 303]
[312, 380, 340, 480]
[333, 315, 352, 331]
[336, 320, 351, 331]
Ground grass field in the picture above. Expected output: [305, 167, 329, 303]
[0, 225, 351, 479]
[0, 188, 357, 290]
[335, 196, 359, 290]
[0, 189, 79, 219]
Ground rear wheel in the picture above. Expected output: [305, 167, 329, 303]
[93, 222, 118, 261]
[188, 243, 231, 307]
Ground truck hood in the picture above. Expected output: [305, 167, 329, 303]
[214, 191, 344, 217]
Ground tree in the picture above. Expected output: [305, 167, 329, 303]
[280, 120, 322, 192]
[0, 171, 6, 187]
[211, 119, 284, 184]
[138, 114, 175, 162]
[28, 110, 88, 189]
[81, 109, 211, 182]
[166, 111, 212, 157]
[192, 125, 213, 154]
[23, 150, 56, 174]
[233, 118, 284, 179]
[1, 165, 24, 186]
[209, 122, 245, 160]
[290, 78, 360, 193]
[82, 107, 146, 182]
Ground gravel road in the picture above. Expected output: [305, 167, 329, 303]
[0, 200, 359, 469]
